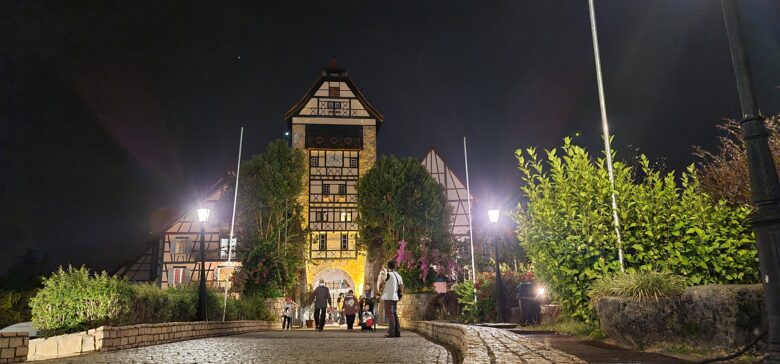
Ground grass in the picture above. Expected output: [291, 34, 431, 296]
[530, 318, 606, 339]
[588, 270, 686, 302]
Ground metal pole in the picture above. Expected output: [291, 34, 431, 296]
[198, 223, 207, 321]
[587, 0, 624, 272]
[722, 1, 780, 360]
[223, 127, 244, 321]
[463, 137, 478, 304]
[494, 237, 506, 323]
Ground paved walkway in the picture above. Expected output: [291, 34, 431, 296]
[39, 326, 453, 364]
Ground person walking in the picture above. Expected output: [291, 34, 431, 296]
[311, 279, 331, 331]
[282, 297, 293, 330]
[378, 260, 404, 338]
[342, 289, 359, 330]
[336, 293, 345, 325]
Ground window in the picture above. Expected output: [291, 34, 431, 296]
[323, 184, 330, 195]
[220, 238, 236, 259]
[349, 158, 358, 168]
[340, 234, 348, 250]
[310, 157, 319, 167]
[338, 184, 346, 194]
[172, 267, 185, 286]
[340, 212, 352, 222]
[174, 237, 189, 255]
[326, 101, 341, 109]
[329, 86, 340, 97]
[318, 233, 327, 251]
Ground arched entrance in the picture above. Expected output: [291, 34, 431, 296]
[312, 268, 355, 305]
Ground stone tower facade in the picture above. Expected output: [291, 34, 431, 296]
[285, 59, 382, 299]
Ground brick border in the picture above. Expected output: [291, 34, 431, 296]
[0, 332, 29, 364]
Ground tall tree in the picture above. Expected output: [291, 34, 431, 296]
[230, 139, 308, 298]
[357, 156, 452, 286]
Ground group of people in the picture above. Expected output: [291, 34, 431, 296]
[307, 260, 404, 338]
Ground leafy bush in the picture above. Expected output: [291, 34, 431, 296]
[226, 294, 273, 321]
[30, 266, 133, 335]
[0, 290, 36, 327]
[588, 271, 686, 302]
[165, 286, 223, 322]
[694, 117, 780, 207]
[130, 283, 171, 324]
[515, 138, 758, 323]
[475, 270, 533, 322]
[30, 266, 272, 335]
[453, 280, 478, 323]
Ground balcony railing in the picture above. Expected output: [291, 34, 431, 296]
[310, 248, 358, 260]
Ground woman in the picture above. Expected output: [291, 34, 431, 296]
[342, 290, 359, 330]
[336, 293, 345, 325]
[360, 283, 375, 313]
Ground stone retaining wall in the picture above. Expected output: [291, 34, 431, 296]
[27, 320, 276, 361]
[397, 293, 437, 328]
[407, 321, 584, 364]
[0, 333, 28, 364]
[594, 284, 764, 351]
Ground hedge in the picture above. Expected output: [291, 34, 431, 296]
[30, 266, 271, 336]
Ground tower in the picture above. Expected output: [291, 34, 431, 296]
[285, 59, 382, 298]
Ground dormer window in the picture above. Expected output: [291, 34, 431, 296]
[329, 86, 340, 97]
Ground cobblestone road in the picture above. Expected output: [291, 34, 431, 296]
[40, 326, 453, 364]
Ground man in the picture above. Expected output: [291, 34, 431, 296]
[282, 296, 293, 330]
[311, 279, 332, 331]
[378, 260, 404, 338]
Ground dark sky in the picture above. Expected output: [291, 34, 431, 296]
[2, 1, 780, 273]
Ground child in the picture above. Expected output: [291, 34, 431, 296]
[359, 305, 376, 332]
[282, 297, 292, 330]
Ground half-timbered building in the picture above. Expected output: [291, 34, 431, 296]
[117, 60, 479, 295]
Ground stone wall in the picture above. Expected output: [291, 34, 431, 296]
[0, 333, 28, 364]
[27, 320, 276, 361]
[397, 293, 437, 328]
[408, 321, 584, 364]
[594, 284, 764, 350]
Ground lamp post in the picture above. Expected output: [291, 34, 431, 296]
[722, 1, 780, 361]
[488, 209, 506, 323]
[196, 208, 210, 322]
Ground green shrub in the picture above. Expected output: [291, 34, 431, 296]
[515, 138, 758, 323]
[30, 266, 133, 335]
[164, 286, 222, 322]
[226, 294, 273, 321]
[129, 283, 171, 324]
[453, 280, 478, 323]
[588, 270, 686, 302]
[475, 270, 533, 322]
[0, 290, 36, 327]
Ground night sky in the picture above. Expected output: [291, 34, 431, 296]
[2, 1, 780, 274]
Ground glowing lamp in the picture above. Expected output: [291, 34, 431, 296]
[196, 208, 211, 223]
[488, 209, 500, 223]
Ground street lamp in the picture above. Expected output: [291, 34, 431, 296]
[488, 209, 506, 323]
[196, 207, 210, 322]
[722, 1, 780, 361]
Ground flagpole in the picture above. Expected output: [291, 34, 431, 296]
[223, 127, 244, 321]
[588, 0, 624, 272]
[463, 137, 478, 304]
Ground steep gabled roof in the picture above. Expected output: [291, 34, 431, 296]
[284, 59, 384, 125]
[421, 149, 474, 238]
